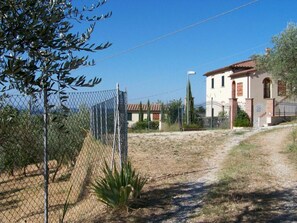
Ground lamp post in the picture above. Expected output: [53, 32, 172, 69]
[186, 71, 196, 125]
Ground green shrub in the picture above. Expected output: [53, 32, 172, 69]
[131, 121, 147, 130]
[148, 120, 159, 130]
[0, 104, 89, 177]
[91, 161, 147, 209]
[183, 123, 202, 130]
[0, 106, 43, 175]
[234, 109, 250, 127]
[131, 120, 159, 130]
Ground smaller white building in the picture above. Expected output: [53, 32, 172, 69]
[127, 104, 161, 127]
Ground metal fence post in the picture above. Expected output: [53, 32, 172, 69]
[90, 106, 94, 135]
[96, 105, 99, 139]
[123, 89, 128, 163]
[105, 100, 108, 144]
[116, 83, 122, 170]
[211, 97, 214, 129]
[43, 88, 49, 223]
[111, 96, 117, 170]
[100, 104, 103, 141]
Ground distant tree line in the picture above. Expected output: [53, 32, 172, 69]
[0, 104, 89, 182]
[131, 99, 206, 131]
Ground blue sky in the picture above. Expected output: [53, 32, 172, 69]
[72, 0, 297, 104]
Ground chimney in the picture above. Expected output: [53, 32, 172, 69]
[265, 48, 271, 56]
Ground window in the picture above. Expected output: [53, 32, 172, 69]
[127, 112, 132, 121]
[278, 80, 286, 96]
[263, 78, 271, 98]
[211, 78, 214, 89]
[153, 113, 159, 120]
[221, 76, 225, 87]
[232, 81, 236, 98]
[237, 82, 243, 97]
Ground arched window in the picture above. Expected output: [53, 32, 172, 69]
[232, 81, 236, 98]
[263, 78, 272, 98]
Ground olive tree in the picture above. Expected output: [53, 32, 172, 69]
[253, 23, 297, 96]
[0, 1, 111, 221]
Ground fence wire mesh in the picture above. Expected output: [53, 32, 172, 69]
[0, 89, 127, 223]
[275, 101, 297, 116]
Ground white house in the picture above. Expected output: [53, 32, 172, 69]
[127, 104, 161, 127]
[204, 59, 296, 127]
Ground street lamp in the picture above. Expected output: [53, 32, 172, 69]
[186, 71, 196, 125]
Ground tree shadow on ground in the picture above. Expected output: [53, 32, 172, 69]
[0, 187, 24, 212]
[230, 188, 297, 222]
[93, 180, 297, 223]
[200, 179, 297, 223]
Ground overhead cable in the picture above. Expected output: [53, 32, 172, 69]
[98, 0, 260, 62]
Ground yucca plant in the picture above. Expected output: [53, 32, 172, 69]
[91, 161, 147, 209]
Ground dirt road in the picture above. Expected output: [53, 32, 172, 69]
[193, 125, 297, 222]
[94, 125, 297, 222]
[258, 127, 297, 222]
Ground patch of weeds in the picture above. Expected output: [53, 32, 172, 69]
[195, 138, 269, 222]
[288, 143, 297, 152]
[229, 142, 256, 157]
[286, 128, 297, 167]
[233, 131, 246, 136]
[286, 128, 297, 153]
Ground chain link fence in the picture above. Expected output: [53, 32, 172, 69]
[197, 102, 230, 129]
[275, 101, 297, 116]
[0, 88, 127, 223]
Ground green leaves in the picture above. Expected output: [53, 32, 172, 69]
[253, 23, 297, 96]
[91, 161, 147, 209]
[0, 0, 111, 105]
[234, 109, 250, 127]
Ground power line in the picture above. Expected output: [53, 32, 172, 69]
[198, 42, 268, 68]
[97, 0, 260, 62]
[128, 41, 267, 102]
[129, 88, 184, 102]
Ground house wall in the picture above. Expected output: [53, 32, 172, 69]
[231, 75, 249, 109]
[127, 112, 160, 128]
[206, 70, 232, 117]
[127, 113, 140, 127]
[250, 72, 286, 127]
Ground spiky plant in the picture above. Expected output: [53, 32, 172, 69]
[91, 161, 147, 209]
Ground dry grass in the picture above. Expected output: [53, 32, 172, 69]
[0, 133, 116, 223]
[1, 129, 232, 223]
[195, 130, 291, 222]
[129, 130, 229, 183]
[285, 127, 297, 169]
[89, 130, 232, 222]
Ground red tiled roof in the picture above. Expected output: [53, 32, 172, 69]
[229, 68, 257, 78]
[232, 60, 256, 68]
[204, 59, 256, 76]
[127, 104, 161, 112]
